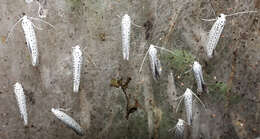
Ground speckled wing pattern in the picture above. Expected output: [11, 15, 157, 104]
[175, 119, 185, 138]
[21, 16, 38, 66]
[183, 88, 193, 125]
[192, 61, 205, 92]
[121, 14, 131, 60]
[14, 82, 28, 126]
[206, 14, 226, 58]
[149, 45, 162, 80]
[72, 45, 83, 93]
[51, 108, 84, 136]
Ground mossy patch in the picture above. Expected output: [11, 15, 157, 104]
[208, 82, 227, 102]
[161, 49, 195, 90]
[208, 82, 241, 104]
[66, 0, 82, 7]
[162, 49, 195, 73]
[66, 0, 84, 16]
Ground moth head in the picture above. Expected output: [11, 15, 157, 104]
[177, 119, 184, 125]
[51, 108, 58, 114]
[193, 61, 199, 66]
[149, 44, 157, 56]
[123, 14, 130, 19]
[73, 45, 80, 50]
[22, 15, 28, 20]
[219, 13, 226, 19]
[14, 82, 22, 89]
[184, 88, 193, 97]
[193, 61, 201, 70]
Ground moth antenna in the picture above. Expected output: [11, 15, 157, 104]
[152, 45, 176, 56]
[182, 120, 189, 126]
[176, 96, 184, 113]
[132, 22, 142, 28]
[29, 17, 55, 29]
[85, 50, 98, 69]
[226, 11, 257, 17]
[31, 22, 43, 30]
[168, 126, 177, 133]
[201, 18, 217, 21]
[191, 91, 206, 110]
[116, 14, 121, 18]
[57, 107, 71, 112]
[6, 17, 23, 43]
[138, 45, 151, 73]
[184, 68, 192, 74]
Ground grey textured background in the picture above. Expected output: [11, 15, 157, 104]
[0, 0, 259, 139]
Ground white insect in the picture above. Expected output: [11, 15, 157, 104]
[169, 119, 186, 138]
[192, 61, 205, 92]
[205, 14, 226, 58]
[72, 45, 83, 93]
[203, 11, 257, 58]
[121, 14, 131, 60]
[51, 108, 84, 136]
[14, 82, 28, 126]
[7, 15, 55, 66]
[25, 0, 33, 4]
[149, 45, 162, 80]
[139, 44, 176, 80]
[176, 88, 205, 125]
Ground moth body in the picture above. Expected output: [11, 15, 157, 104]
[14, 82, 28, 126]
[206, 14, 226, 58]
[51, 108, 84, 136]
[121, 14, 131, 60]
[192, 61, 205, 92]
[149, 45, 162, 80]
[21, 16, 38, 66]
[72, 45, 83, 93]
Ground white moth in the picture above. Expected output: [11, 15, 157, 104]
[121, 14, 131, 60]
[149, 45, 162, 80]
[139, 44, 175, 79]
[7, 15, 54, 66]
[14, 82, 28, 126]
[175, 119, 185, 137]
[72, 45, 83, 93]
[192, 61, 205, 92]
[206, 14, 226, 58]
[169, 119, 185, 138]
[25, 0, 33, 4]
[176, 88, 205, 125]
[51, 108, 84, 136]
[22, 15, 39, 66]
[204, 11, 257, 58]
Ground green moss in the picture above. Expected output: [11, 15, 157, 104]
[210, 82, 228, 94]
[66, 0, 82, 7]
[161, 49, 196, 89]
[158, 111, 176, 138]
[66, 0, 84, 15]
[162, 49, 195, 73]
[229, 95, 242, 105]
[208, 82, 227, 102]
